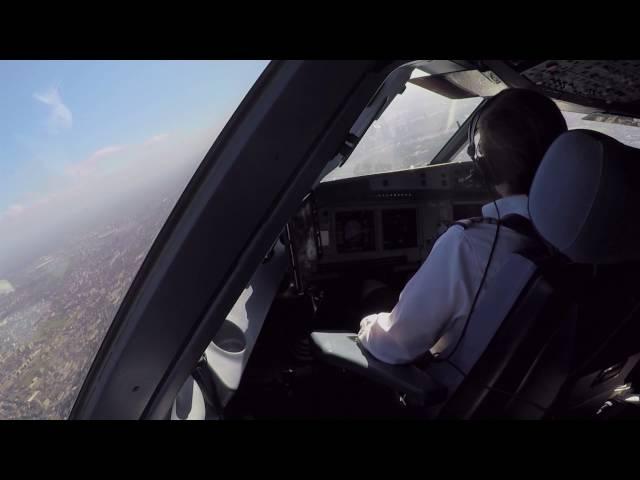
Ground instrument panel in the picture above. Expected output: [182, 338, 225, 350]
[287, 161, 491, 283]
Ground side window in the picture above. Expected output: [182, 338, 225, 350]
[451, 108, 640, 163]
[451, 143, 474, 163]
[563, 111, 640, 148]
[322, 71, 482, 182]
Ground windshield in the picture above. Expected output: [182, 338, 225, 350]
[323, 85, 640, 177]
[0, 60, 268, 419]
[322, 73, 483, 182]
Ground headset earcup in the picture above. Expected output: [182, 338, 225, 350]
[467, 143, 475, 159]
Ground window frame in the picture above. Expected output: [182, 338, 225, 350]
[70, 60, 409, 419]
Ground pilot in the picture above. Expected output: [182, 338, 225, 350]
[357, 88, 568, 366]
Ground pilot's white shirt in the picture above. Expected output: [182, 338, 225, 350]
[358, 194, 536, 365]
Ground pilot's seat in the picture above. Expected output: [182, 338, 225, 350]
[312, 129, 640, 419]
[437, 129, 640, 418]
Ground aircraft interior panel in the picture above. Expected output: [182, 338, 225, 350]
[295, 161, 492, 282]
[202, 242, 288, 407]
[173, 60, 640, 421]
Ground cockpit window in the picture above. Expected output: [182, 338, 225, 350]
[322, 73, 483, 182]
[0, 60, 268, 419]
[563, 111, 640, 147]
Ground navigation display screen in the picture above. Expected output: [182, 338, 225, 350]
[382, 208, 417, 250]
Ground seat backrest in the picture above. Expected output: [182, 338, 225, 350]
[436, 253, 583, 419]
[436, 129, 640, 419]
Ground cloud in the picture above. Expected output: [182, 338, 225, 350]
[0, 204, 27, 221]
[143, 133, 169, 146]
[0, 125, 228, 278]
[7, 204, 25, 217]
[66, 144, 124, 178]
[89, 145, 124, 161]
[65, 132, 177, 180]
[33, 87, 73, 132]
[0, 124, 221, 264]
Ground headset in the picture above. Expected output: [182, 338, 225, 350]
[466, 93, 505, 185]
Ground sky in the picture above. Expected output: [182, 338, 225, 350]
[0, 60, 268, 218]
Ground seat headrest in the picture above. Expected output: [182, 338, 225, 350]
[530, 129, 640, 264]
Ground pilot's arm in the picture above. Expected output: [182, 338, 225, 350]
[357, 226, 481, 364]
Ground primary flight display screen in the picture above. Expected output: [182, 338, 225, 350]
[335, 210, 376, 254]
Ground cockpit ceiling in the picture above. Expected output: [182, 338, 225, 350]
[411, 60, 640, 117]
[516, 60, 640, 105]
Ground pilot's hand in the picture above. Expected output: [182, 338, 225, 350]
[358, 314, 379, 341]
[359, 314, 376, 330]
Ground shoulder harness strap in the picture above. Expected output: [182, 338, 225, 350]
[452, 214, 551, 257]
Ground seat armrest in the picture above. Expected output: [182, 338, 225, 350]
[310, 331, 447, 406]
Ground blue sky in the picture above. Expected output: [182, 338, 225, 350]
[0, 60, 268, 213]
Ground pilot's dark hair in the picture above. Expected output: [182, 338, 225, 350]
[476, 88, 568, 195]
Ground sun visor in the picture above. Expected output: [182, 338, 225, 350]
[409, 69, 508, 99]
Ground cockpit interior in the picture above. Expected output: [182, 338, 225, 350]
[71, 60, 640, 420]
[165, 60, 640, 420]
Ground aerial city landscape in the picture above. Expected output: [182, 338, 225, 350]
[0, 124, 207, 419]
[0, 183, 183, 419]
